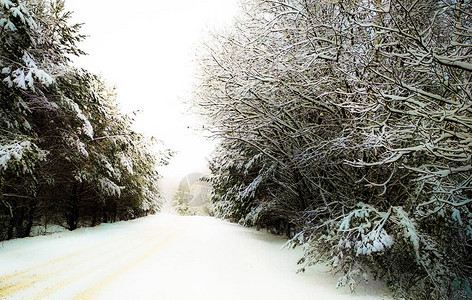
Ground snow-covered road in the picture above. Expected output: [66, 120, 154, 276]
[0, 214, 391, 299]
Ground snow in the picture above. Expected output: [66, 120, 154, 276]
[0, 214, 391, 300]
[61, 97, 94, 138]
[2, 67, 11, 74]
[354, 229, 393, 256]
[452, 208, 463, 225]
[0, 141, 32, 170]
[119, 153, 134, 174]
[4, 19, 16, 31]
[10, 7, 25, 23]
[12, 69, 26, 89]
[1, 0, 13, 9]
[76, 140, 89, 157]
[395, 207, 420, 260]
[2, 75, 13, 87]
[98, 177, 123, 197]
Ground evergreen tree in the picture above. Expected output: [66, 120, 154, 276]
[1, 0, 170, 239]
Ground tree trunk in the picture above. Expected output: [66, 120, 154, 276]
[67, 183, 79, 230]
[7, 214, 15, 240]
[23, 199, 37, 238]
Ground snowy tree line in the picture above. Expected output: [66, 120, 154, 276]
[195, 0, 472, 298]
[0, 0, 169, 240]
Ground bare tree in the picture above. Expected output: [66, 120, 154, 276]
[195, 0, 471, 298]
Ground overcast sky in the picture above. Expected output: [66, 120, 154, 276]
[65, 0, 239, 200]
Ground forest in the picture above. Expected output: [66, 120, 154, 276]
[0, 0, 170, 240]
[195, 0, 472, 299]
[2, 0, 472, 298]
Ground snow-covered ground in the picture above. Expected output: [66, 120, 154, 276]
[0, 214, 391, 299]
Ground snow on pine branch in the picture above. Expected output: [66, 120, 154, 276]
[0, 0, 13, 9]
[99, 177, 124, 197]
[139, 187, 159, 211]
[0, 140, 46, 173]
[238, 164, 275, 201]
[0, 0, 36, 29]
[2, 52, 54, 90]
[98, 154, 121, 180]
[119, 153, 134, 175]
[62, 133, 89, 158]
[61, 97, 94, 138]
[337, 203, 394, 256]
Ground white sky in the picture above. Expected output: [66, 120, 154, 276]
[65, 0, 239, 199]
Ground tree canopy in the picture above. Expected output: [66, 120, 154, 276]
[195, 0, 472, 298]
[1, 0, 170, 240]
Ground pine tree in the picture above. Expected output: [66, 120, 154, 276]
[1, 0, 170, 239]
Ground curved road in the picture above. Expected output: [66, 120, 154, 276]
[0, 214, 390, 299]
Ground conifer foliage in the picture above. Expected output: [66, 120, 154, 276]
[196, 0, 472, 298]
[0, 0, 169, 240]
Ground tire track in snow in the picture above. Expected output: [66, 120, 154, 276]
[0, 215, 392, 300]
[0, 223, 175, 299]
[73, 230, 179, 300]
[0, 229, 134, 282]
[0, 232, 152, 297]
[32, 227, 179, 300]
